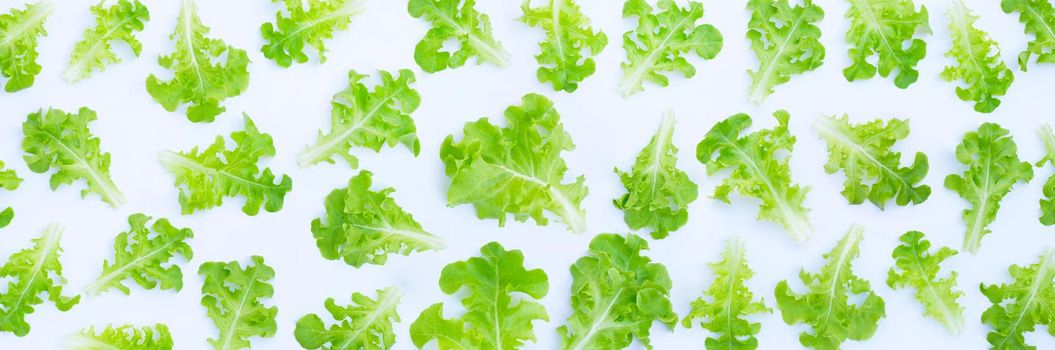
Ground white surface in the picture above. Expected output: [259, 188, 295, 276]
[1, 0, 1054, 349]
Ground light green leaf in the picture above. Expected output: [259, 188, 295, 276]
[86, 214, 193, 296]
[1002, 0, 1055, 71]
[295, 287, 402, 350]
[942, 0, 1013, 113]
[746, 0, 825, 104]
[980, 248, 1055, 350]
[619, 0, 721, 97]
[64, 0, 149, 83]
[1038, 124, 1055, 226]
[0, 2, 53, 92]
[67, 324, 173, 350]
[0, 224, 80, 336]
[261, 0, 364, 67]
[0, 160, 21, 229]
[519, 0, 607, 92]
[843, 0, 930, 88]
[887, 231, 964, 334]
[682, 238, 770, 350]
[200, 256, 278, 350]
[408, 0, 510, 72]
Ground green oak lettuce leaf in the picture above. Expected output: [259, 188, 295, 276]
[159, 114, 293, 216]
[22, 107, 125, 207]
[0, 2, 53, 92]
[1002, 0, 1055, 71]
[311, 170, 443, 267]
[440, 93, 588, 233]
[261, 0, 364, 67]
[410, 242, 548, 350]
[64, 0, 150, 83]
[519, 0, 607, 92]
[0, 160, 21, 229]
[944, 123, 1033, 254]
[408, 0, 510, 73]
[980, 247, 1055, 350]
[887, 231, 964, 334]
[696, 110, 813, 242]
[775, 225, 885, 350]
[746, 0, 824, 104]
[619, 0, 721, 97]
[559, 233, 676, 350]
[297, 69, 420, 168]
[682, 238, 770, 350]
[295, 287, 402, 350]
[942, 0, 1013, 113]
[0, 224, 80, 336]
[199, 256, 277, 350]
[614, 113, 698, 239]
[843, 0, 930, 88]
[1038, 124, 1055, 226]
[813, 115, 930, 208]
[86, 214, 193, 296]
[146, 0, 250, 123]
[67, 324, 173, 350]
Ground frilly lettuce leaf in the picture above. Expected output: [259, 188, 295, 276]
[887, 231, 964, 334]
[261, 0, 364, 67]
[295, 287, 402, 350]
[0, 2, 53, 92]
[746, 0, 825, 104]
[519, 0, 607, 92]
[0, 160, 21, 229]
[1038, 124, 1055, 226]
[1002, 0, 1055, 70]
[619, 0, 722, 97]
[408, 0, 510, 73]
[942, 0, 1013, 113]
[199, 256, 277, 350]
[682, 238, 770, 350]
[843, 0, 930, 88]
[86, 214, 194, 296]
[980, 248, 1055, 350]
[67, 324, 173, 350]
[64, 0, 150, 83]
[0, 224, 80, 336]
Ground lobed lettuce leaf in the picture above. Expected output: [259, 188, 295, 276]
[0, 2, 53, 92]
[199, 256, 278, 350]
[942, 0, 1013, 113]
[1002, 0, 1055, 71]
[408, 0, 510, 73]
[887, 231, 964, 334]
[746, 0, 825, 104]
[842, 0, 930, 88]
[682, 238, 770, 350]
[0, 224, 80, 336]
[67, 324, 173, 350]
[980, 248, 1055, 350]
[86, 214, 193, 296]
[261, 0, 364, 67]
[520, 0, 607, 92]
[1038, 124, 1055, 225]
[619, 0, 721, 97]
[295, 287, 402, 350]
[0, 160, 21, 229]
[64, 0, 150, 83]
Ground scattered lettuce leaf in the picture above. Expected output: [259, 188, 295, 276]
[22, 107, 125, 207]
[159, 114, 293, 216]
[1038, 124, 1055, 226]
[814, 115, 930, 208]
[559, 233, 676, 350]
[410, 242, 548, 349]
[0, 224, 80, 336]
[441, 93, 588, 233]
[945, 123, 1033, 254]
[199, 256, 277, 350]
[614, 113, 698, 239]
[682, 238, 770, 350]
[146, 0, 250, 123]
[408, 0, 510, 73]
[696, 110, 813, 241]
[746, 0, 825, 104]
[775, 225, 885, 350]
[0, 2, 53, 92]
[67, 324, 173, 350]
[519, 0, 607, 92]
[942, 0, 1013, 113]
[980, 247, 1055, 350]
[64, 0, 150, 83]
[887, 231, 964, 334]
[1002, 0, 1055, 71]
[297, 69, 420, 168]
[86, 214, 194, 296]
[843, 0, 930, 88]
[295, 287, 402, 350]
[0, 160, 21, 229]
[261, 0, 364, 67]
[618, 0, 722, 97]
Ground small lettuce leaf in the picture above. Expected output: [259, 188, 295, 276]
[519, 0, 607, 92]
[619, 0, 722, 97]
[261, 0, 364, 67]
[887, 231, 964, 334]
[1002, 0, 1055, 71]
[312, 170, 443, 267]
[146, 0, 250, 123]
[64, 0, 150, 83]
[0, 2, 53, 92]
[408, 0, 510, 73]
[696, 110, 813, 241]
[441, 93, 587, 233]
[843, 0, 930, 88]
[86, 214, 193, 296]
[1038, 124, 1055, 226]
[0, 160, 21, 229]
[814, 115, 930, 208]
[297, 69, 420, 168]
[746, 0, 825, 104]
[942, 0, 1013, 113]
[614, 113, 698, 239]
[159, 114, 293, 216]
[682, 238, 770, 350]
[296, 287, 402, 350]
[0, 224, 80, 336]
[944, 123, 1033, 254]
[22, 107, 125, 207]
[981, 248, 1055, 350]
[199, 256, 278, 350]
[559, 234, 676, 350]
[67, 324, 173, 350]
[410, 242, 548, 349]
[775, 225, 885, 350]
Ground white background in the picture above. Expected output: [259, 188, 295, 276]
[0, 0, 1053, 349]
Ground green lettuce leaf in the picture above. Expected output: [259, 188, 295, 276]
[843, 0, 930, 88]
[297, 69, 420, 168]
[887, 231, 964, 334]
[1038, 124, 1055, 225]
[519, 0, 607, 92]
[408, 0, 510, 73]
[944, 123, 1033, 254]
[813, 115, 930, 208]
[775, 225, 885, 350]
[410, 242, 549, 349]
[0, 160, 21, 229]
[696, 110, 813, 241]
[618, 0, 722, 97]
[199, 256, 278, 350]
[0, 224, 80, 336]
[559, 233, 676, 350]
[746, 0, 825, 104]
[312, 170, 443, 267]
[614, 113, 698, 239]
[64, 0, 150, 83]
[86, 214, 194, 296]
[980, 248, 1055, 350]
[942, 0, 1013, 113]
[0, 2, 52, 92]
[67, 324, 173, 350]
[1002, 0, 1055, 71]
[22, 107, 125, 207]
[441, 93, 587, 233]
[146, 0, 250, 123]
[295, 287, 402, 350]
[682, 238, 770, 350]
[261, 0, 364, 67]
[159, 114, 293, 216]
